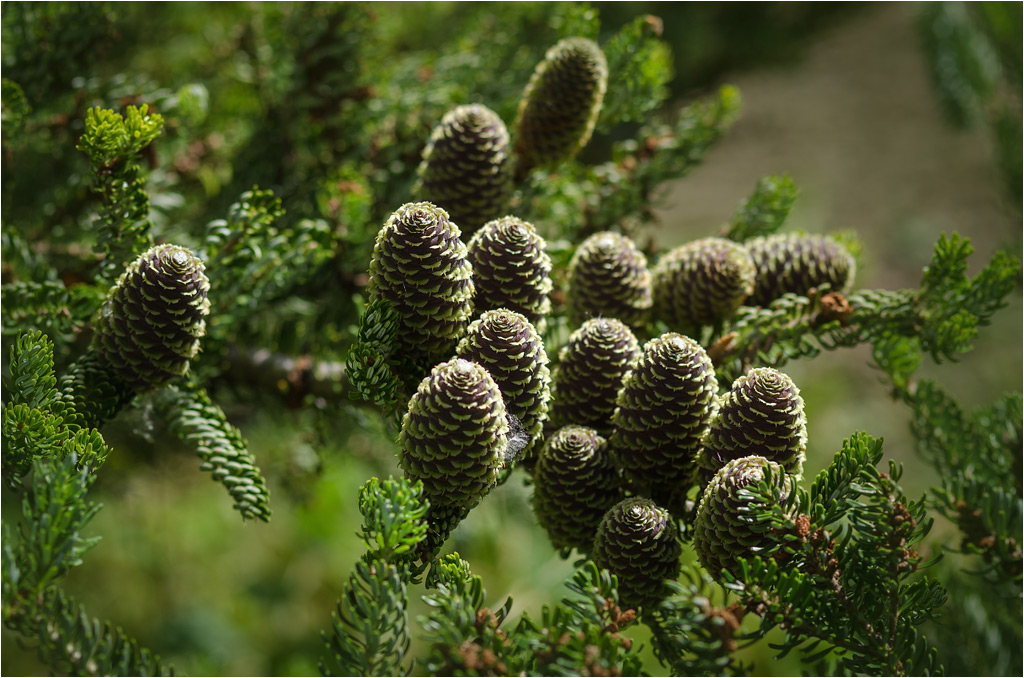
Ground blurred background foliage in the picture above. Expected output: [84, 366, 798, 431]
[2, 2, 1020, 675]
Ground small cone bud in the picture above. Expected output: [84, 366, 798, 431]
[549, 318, 640, 435]
[693, 456, 793, 580]
[567, 232, 653, 331]
[93, 244, 210, 390]
[746, 233, 856, 307]
[467, 216, 552, 333]
[652, 237, 755, 333]
[592, 497, 681, 610]
[413, 104, 513, 237]
[368, 202, 474, 363]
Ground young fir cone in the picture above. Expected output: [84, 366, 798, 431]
[455, 309, 551, 462]
[610, 333, 717, 498]
[466, 216, 552, 333]
[592, 497, 682, 610]
[368, 202, 474, 363]
[548, 318, 641, 435]
[398, 358, 509, 508]
[745, 233, 856, 307]
[92, 244, 210, 391]
[514, 37, 608, 176]
[566, 232, 653, 331]
[697, 368, 807, 485]
[532, 426, 624, 554]
[413, 104, 513, 237]
[693, 456, 793, 580]
[652, 237, 755, 333]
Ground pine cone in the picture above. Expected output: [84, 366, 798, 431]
[652, 237, 755, 333]
[368, 202, 474, 363]
[610, 333, 717, 497]
[566, 232, 653, 331]
[413, 104, 513, 237]
[746, 233, 856, 307]
[697, 368, 807, 484]
[92, 244, 210, 390]
[592, 497, 681, 610]
[455, 309, 551, 462]
[58, 350, 136, 429]
[398, 358, 509, 512]
[532, 426, 623, 554]
[514, 37, 608, 175]
[466, 216, 552, 333]
[693, 456, 793, 580]
[548, 318, 640, 435]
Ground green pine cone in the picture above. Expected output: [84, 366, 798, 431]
[592, 497, 681, 610]
[532, 426, 624, 554]
[566, 232, 653, 331]
[398, 358, 509, 513]
[697, 368, 807, 484]
[693, 455, 793, 580]
[652, 237, 755, 332]
[58, 349, 137, 430]
[746, 233, 856, 307]
[368, 202, 474, 363]
[413, 104, 513, 237]
[610, 333, 718, 494]
[548, 318, 641, 435]
[466, 216, 552, 333]
[514, 37, 608, 174]
[92, 244, 210, 390]
[455, 309, 551, 462]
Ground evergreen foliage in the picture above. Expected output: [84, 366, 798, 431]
[1, 3, 1020, 676]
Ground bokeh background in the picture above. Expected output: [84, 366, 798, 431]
[2, 2, 1020, 675]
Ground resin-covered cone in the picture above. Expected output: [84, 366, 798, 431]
[455, 309, 551, 462]
[467, 216, 552, 333]
[610, 333, 717, 493]
[368, 202, 474, 362]
[398, 358, 509, 511]
[514, 37, 608, 174]
[548, 318, 640, 435]
[532, 426, 624, 554]
[693, 456, 793, 580]
[566, 232, 653, 331]
[592, 497, 681, 610]
[92, 244, 210, 390]
[413, 104, 513, 237]
[697, 368, 807, 484]
[652, 237, 755, 333]
[746, 233, 856, 307]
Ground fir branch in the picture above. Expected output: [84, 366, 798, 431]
[158, 384, 271, 522]
[345, 299, 406, 412]
[357, 476, 429, 565]
[76, 105, 164, 286]
[596, 14, 673, 131]
[0, 280, 103, 348]
[724, 174, 799, 243]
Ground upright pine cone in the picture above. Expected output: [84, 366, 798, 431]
[566, 232, 653, 331]
[611, 333, 717, 497]
[466, 216, 552, 333]
[693, 456, 793, 580]
[548, 318, 640, 435]
[592, 497, 681, 610]
[652, 237, 755, 333]
[92, 244, 210, 390]
[514, 37, 608, 175]
[368, 202, 474, 363]
[398, 359, 508, 530]
[697, 368, 807, 484]
[413, 104, 513, 237]
[532, 426, 623, 554]
[455, 309, 551, 462]
[745, 233, 856, 307]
